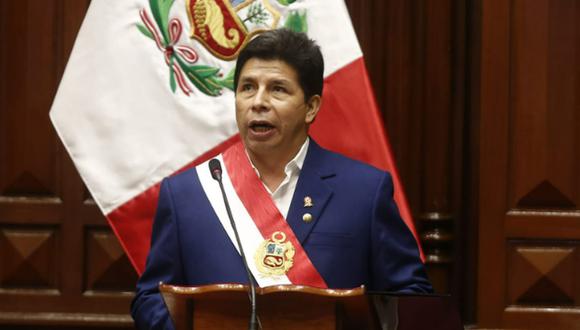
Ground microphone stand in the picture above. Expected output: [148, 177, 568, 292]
[210, 159, 258, 330]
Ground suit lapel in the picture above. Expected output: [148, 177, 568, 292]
[286, 140, 335, 244]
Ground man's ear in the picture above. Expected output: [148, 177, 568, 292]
[305, 95, 321, 124]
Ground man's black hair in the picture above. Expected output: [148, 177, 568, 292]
[234, 29, 324, 101]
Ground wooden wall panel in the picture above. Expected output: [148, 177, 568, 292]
[507, 241, 579, 306]
[0, 227, 59, 290]
[478, 0, 580, 328]
[0, 0, 60, 199]
[509, 0, 578, 210]
[0, 0, 137, 328]
[84, 228, 137, 293]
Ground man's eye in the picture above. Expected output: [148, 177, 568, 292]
[273, 86, 287, 93]
[241, 84, 254, 92]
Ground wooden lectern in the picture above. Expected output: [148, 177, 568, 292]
[159, 283, 378, 330]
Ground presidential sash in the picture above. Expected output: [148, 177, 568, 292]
[196, 141, 327, 288]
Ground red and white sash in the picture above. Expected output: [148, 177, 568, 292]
[196, 142, 327, 288]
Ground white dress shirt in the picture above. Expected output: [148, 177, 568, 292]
[250, 138, 309, 219]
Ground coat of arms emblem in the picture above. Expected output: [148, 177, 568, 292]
[254, 231, 295, 276]
[136, 0, 307, 96]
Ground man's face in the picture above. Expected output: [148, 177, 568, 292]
[235, 58, 320, 159]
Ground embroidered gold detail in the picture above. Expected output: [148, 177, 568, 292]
[255, 231, 295, 276]
[192, 0, 240, 49]
[186, 0, 282, 60]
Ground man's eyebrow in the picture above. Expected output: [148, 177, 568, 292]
[270, 78, 292, 85]
[238, 76, 256, 83]
[238, 76, 292, 85]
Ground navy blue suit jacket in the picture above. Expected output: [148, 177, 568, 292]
[131, 140, 432, 329]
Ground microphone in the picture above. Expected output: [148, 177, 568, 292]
[208, 159, 258, 330]
[209, 159, 222, 181]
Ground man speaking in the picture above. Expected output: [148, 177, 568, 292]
[131, 29, 432, 329]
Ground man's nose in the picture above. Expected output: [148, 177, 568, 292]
[251, 87, 270, 111]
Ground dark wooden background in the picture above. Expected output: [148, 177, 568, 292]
[1, 0, 578, 329]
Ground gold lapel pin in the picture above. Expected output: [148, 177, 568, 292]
[304, 196, 313, 208]
[302, 213, 313, 223]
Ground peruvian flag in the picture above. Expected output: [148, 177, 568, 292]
[50, 0, 423, 275]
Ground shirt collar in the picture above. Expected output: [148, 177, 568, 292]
[285, 137, 309, 173]
[248, 137, 310, 178]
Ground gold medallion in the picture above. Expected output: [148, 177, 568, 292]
[254, 231, 295, 276]
[304, 196, 313, 208]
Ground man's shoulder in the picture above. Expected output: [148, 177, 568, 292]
[309, 141, 389, 180]
[162, 165, 201, 191]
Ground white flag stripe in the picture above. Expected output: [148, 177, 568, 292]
[196, 156, 292, 287]
[304, 1, 362, 77]
[50, 0, 361, 214]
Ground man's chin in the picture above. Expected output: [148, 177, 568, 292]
[243, 139, 276, 156]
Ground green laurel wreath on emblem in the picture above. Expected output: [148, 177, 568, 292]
[276, 0, 297, 5]
[284, 10, 307, 33]
[244, 2, 270, 25]
[136, 0, 233, 96]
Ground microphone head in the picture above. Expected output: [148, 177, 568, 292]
[208, 159, 222, 181]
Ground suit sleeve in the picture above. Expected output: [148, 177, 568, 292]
[131, 179, 184, 330]
[370, 172, 433, 293]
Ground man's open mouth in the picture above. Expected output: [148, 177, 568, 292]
[249, 121, 275, 133]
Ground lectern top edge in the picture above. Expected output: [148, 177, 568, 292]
[159, 283, 365, 297]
